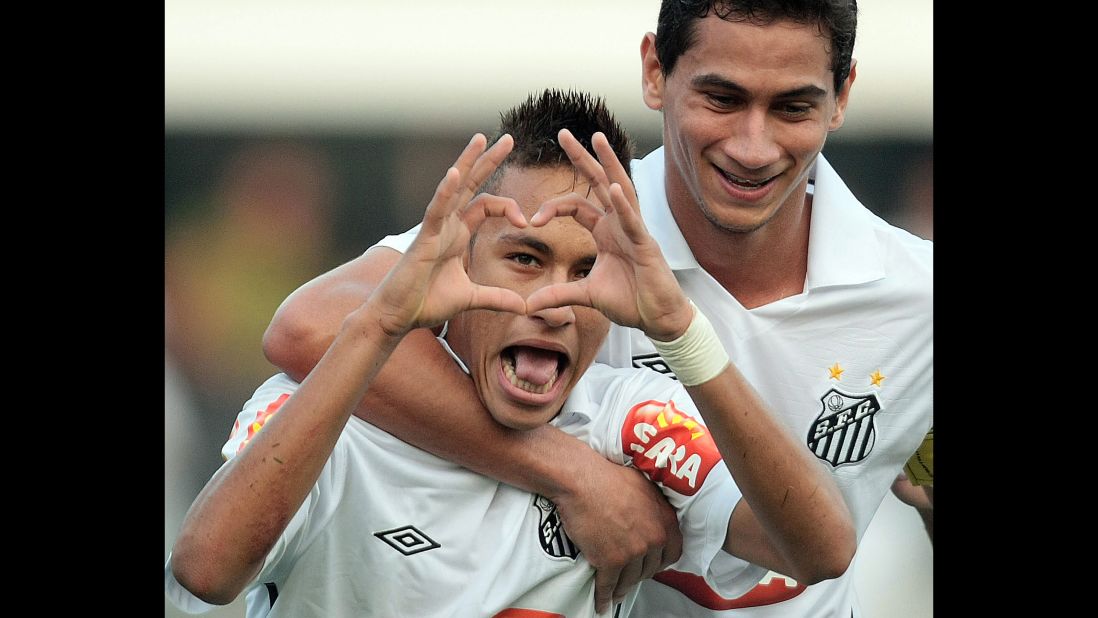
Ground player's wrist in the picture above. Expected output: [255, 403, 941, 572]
[648, 301, 730, 386]
[644, 297, 695, 343]
[341, 302, 410, 348]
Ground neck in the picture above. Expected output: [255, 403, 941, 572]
[671, 187, 812, 310]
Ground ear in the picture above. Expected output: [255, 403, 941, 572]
[640, 32, 665, 111]
[829, 59, 856, 132]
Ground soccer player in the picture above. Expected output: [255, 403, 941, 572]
[263, 2, 933, 615]
[165, 89, 855, 617]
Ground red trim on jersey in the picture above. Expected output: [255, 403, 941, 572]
[236, 393, 291, 454]
[492, 609, 565, 618]
[653, 570, 807, 610]
[621, 399, 721, 496]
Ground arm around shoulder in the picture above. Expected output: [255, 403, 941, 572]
[264, 245, 401, 382]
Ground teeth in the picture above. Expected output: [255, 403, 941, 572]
[721, 169, 768, 187]
[502, 356, 558, 395]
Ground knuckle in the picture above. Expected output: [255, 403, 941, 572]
[649, 526, 668, 547]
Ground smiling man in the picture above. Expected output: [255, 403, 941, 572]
[264, 3, 934, 616]
[165, 90, 854, 617]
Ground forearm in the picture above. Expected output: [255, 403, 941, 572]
[172, 309, 402, 604]
[690, 367, 855, 582]
[264, 247, 394, 382]
[645, 305, 854, 581]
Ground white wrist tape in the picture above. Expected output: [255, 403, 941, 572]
[649, 301, 730, 386]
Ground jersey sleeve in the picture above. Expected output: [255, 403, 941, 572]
[610, 373, 767, 599]
[164, 561, 219, 615]
[221, 374, 300, 461]
[370, 223, 421, 255]
[165, 375, 351, 612]
[903, 426, 933, 486]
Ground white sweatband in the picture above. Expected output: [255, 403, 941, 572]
[649, 302, 730, 386]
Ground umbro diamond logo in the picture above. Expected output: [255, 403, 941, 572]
[374, 525, 441, 556]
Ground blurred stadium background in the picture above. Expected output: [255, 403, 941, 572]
[165, 2, 932, 616]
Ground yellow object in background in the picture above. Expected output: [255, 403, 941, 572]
[903, 427, 933, 486]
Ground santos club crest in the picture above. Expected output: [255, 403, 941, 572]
[807, 388, 880, 467]
[533, 495, 579, 559]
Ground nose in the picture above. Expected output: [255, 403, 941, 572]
[531, 305, 575, 328]
[723, 108, 780, 170]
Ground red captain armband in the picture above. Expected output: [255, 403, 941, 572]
[621, 400, 722, 496]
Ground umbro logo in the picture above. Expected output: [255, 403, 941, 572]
[374, 525, 440, 556]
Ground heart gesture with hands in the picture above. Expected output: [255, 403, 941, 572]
[368, 133, 530, 338]
[526, 129, 695, 343]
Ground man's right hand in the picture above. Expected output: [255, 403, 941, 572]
[552, 451, 682, 614]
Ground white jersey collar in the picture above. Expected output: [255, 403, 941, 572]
[630, 147, 886, 290]
[631, 148, 700, 271]
[803, 153, 886, 289]
[554, 373, 596, 425]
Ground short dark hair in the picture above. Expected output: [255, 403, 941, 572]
[482, 89, 634, 194]
[655, 0, 858, 95]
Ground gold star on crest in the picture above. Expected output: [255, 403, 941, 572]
[828, 363, 844, 380]
[870, 370, 886, 387]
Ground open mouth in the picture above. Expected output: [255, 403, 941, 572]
[501, 345, 570, 396]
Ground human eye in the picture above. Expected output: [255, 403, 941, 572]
[777, 102, 813, 119]
[573, 258, 595, 280]
[705, 91, 741, 110]
[507, 253, 540, 268]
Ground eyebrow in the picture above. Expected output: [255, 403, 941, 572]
[692, 73, 828, 100]
[498, 233, 552, 256]
[496, 233, 597, 268]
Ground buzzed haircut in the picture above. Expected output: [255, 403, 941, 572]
[482, 88, 635, 194]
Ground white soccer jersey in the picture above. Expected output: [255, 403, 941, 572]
[165, 362, 766, 617]
[334, 147, 932, 617]
[610, 148, 933, 618]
